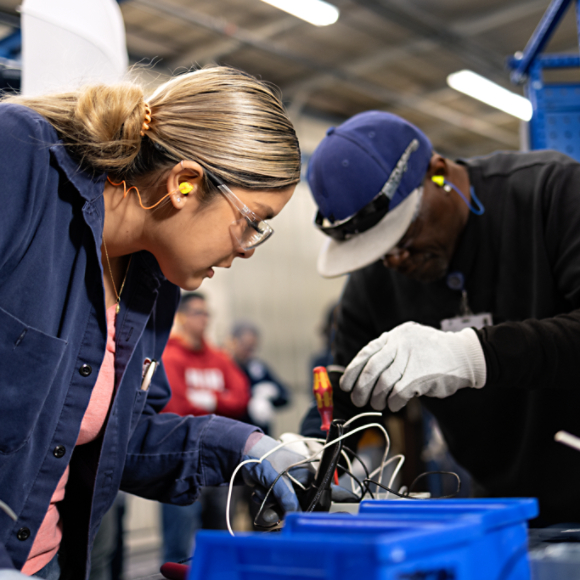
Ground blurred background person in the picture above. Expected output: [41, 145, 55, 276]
[160, 292, 250, 564]
[162, 293, 250, 420]
[227, 321, 290, 436]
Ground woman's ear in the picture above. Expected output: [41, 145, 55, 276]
[166, 160, 206, 210]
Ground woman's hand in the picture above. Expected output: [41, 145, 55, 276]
[241, 434, 313, 513]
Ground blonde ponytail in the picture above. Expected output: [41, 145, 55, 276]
[2, 66, 301, 191]
[4, 84, 147, 174]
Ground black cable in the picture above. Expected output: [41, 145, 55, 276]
[408, 471, 461, 499]
[256, 434, 377, 520]
[254, 470, 285, 526]
[363, 479, 413, 499]
[336, 462, 374, 501]
[363, 470, 461, 500]
[254, 438, 354, 524]
[340, 444, 371, 482]
[254, 434, 389, 525]
[253, 459, 318, 526]
[256, 456, 372, 525]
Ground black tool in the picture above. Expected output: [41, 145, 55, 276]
[301, 418, 345, 512]
[250, 418, 347, 530]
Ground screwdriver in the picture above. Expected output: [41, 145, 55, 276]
[313, 366, 333, 431]
[312, 366, 339, 484]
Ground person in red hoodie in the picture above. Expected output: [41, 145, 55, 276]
[163, 293, 250, 420]
[161, 292, 250, 563]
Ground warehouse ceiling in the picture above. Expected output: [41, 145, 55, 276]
[0, 0, 578, 157]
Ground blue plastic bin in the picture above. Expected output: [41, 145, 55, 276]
[188, 499, 538, 580]
[189, 519, 480, 580]
[353, 498, 539, 580]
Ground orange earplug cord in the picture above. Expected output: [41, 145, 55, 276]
[106, 177, 192, 210]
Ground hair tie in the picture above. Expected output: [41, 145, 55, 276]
[140, 103, 152, 137]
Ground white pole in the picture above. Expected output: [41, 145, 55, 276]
[21, 0, 128, 96]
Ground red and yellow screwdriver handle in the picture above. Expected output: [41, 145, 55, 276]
[313, 366, 333, 432]
[313, 366, 340, 485]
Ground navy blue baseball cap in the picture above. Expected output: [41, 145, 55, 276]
[308, 111, 433, 277]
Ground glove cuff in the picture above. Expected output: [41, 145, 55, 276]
[457, 327, 487, 388]
[244, 431, 264, 454]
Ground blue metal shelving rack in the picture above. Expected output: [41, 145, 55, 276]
[508, 0, 580, 160]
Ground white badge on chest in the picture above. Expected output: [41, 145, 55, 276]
[441, 312, 492, 332]
[441, 274, 492, 331]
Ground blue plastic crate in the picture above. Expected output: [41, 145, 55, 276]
[358, 497, 538, 523]
[507, 1, 580, 162]
[189, 519, 480, 580]
[353, 498, 539, 580]
[284, 514, 465, 536]
[525, 56, 580, 162]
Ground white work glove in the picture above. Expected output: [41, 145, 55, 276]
[278, 432, 324, 463]
[0, 571, 30, 580]
[186, 389, 217, 412]
[247, 382, 279, 425]
[340, 322, 486, 412]
[247, 397, 274, 425]
[253, 381, 278, 400]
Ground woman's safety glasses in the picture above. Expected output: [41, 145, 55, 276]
[204, 168, 274, 251]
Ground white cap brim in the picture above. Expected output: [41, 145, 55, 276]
[317, 187, 422, 278]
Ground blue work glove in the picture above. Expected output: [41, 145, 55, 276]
[241, 434, 313, 513]
[273, 434, 360, 504]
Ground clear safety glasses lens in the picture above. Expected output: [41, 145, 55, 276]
[202, 167, 275, 251]
[229, 216, 274, 251]
[215, 184, 274, 251]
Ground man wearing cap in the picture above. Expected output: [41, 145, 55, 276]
[301, 110, 580, 525]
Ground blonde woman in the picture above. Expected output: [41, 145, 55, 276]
[0, 67, 308, 580]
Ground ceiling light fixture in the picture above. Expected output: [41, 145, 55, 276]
[260, 0, 339, 27]
[447, 69, 533, 122]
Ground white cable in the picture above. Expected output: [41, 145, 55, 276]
[300, 439, 358, 492]
[287, 473, 306, 490]
[368, 454, 405, 481]
[287, 430, 388, 497]
[307, 430, 381, 495]
[555, 430, 580, 452]
[387, 455, 405, 499]
[366, 423, 390, 486]
[367, 454, 405, 499]
[225, 436, 322, 536]
[343, 411, 382, 428]
[226, 436, 332, 536]
[226, 418, 393, 535]
[292, 440, 357, 494]
[342, 411, 392, 486]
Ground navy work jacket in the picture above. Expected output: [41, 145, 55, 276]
[0, 105, 255, 578]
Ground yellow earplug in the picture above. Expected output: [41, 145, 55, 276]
[431, 175, 445, 187]
[178, 182, 194, 195]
